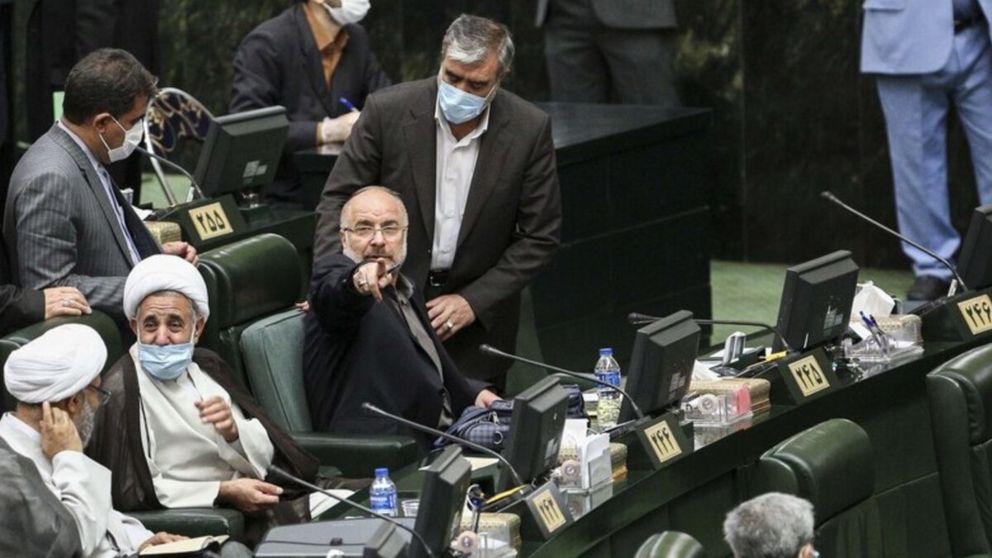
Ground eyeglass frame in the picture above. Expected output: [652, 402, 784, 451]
[86, 385, 112, 405]
[340, 224, 409, 240]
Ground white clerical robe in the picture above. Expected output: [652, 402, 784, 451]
[0, 413, 152, 558]
[132, 346, 276, 508]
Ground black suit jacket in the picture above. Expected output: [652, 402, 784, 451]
[312, 78, 562, 382]
[304, 254, 481, 451]
[230, 4, 391, 206]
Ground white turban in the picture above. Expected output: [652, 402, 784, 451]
[4, 324, 107, 404]
[123, 255, 210, 320]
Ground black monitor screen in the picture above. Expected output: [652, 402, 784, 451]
[958, 204, 992, 291]
[194, 106, 288, 197]
[774, 250, 859, 351]
[500, 376, 568, 491]
[619, 310, 700, 423]
[410, 445, 471, 558]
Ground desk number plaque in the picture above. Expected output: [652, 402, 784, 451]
[774, 348, 837, 404]
[524, 482, 573, 539]
[158, 195, 247, 248]
[635, 413, 692, 470]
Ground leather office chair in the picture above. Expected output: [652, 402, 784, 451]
[928, 344, 992, 558]
[0, 311, 244, 539]
[751, 418, 883, 557]
[143, 87, 213, 206]
[197, 233, 304, 388]
[240, 308, 419, 478]
[634, 531, 705, 558]
[199, 233, 417, 477]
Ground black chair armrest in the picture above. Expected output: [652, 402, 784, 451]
[292, 432, 418, 478]
[127, 507, 245, 539]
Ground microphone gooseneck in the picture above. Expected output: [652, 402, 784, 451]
[820, 190, 968, 292]
[135, 145, 205, 203]
[478, 344, 646, 419]
[360, 402, 526, 488]
[266, 464, 435, 558]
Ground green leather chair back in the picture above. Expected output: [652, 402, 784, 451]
[752, 418, 882, 557]
[239, 308, 311, 432]
[634, 531, 705, 558]
[927, 344, 992, 557]
[0, 312, 123, 411]
[198, 233, 303, 389]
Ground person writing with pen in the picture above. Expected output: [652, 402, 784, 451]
[304, 186, 499, 452]
[230, 0, 392, 207]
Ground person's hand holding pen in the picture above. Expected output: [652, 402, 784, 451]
[319, 97, 361, 143]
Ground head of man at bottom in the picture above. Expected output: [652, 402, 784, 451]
[724, 492, 817, 558]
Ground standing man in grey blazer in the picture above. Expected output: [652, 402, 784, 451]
[537, 0, 680, 106]
[4, 49, 197, 323]
[313, 14, 562, 390]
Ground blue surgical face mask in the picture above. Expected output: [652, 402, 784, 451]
[139, 339, 195, 381]
[437, 76, 496, 125]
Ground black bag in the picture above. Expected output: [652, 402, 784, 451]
[435, 384, 587, 451]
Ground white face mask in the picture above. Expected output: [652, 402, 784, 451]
[322, 0, 370, 25]
[99, 116, 143, 163]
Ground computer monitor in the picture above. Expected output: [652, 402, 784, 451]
[958, 204, 992, 291]
[499, 376, 568, 491]
[618, 310, 700, 423]
[193, 106, 288, 198]
[774, 250, 859, 351]
[409, 445, 472, 558]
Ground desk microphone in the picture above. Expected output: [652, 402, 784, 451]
[265, 464, 434, 558]
[626, 312, 795, 353]
[821, 190, 968, 292]
[360, 402, 526, 488]
[135, 145, 205, 203]
[478, 344, 647, 420]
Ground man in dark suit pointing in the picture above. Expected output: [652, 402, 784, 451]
[313, 14, 562, 390]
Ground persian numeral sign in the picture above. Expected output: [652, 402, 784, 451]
[787, 355, 830, 397]
[188, 202, 233, 241]
[643, 418, 683, 464]
[532, 489, 568, 535]
[958, 294, 992, 336]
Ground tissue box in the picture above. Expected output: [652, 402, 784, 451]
[458, 512, 522, 550]
[690, 378, 772, 415]
[557, 442, 628, 481]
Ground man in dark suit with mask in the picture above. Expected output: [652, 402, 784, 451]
[313, 14, 562, 391]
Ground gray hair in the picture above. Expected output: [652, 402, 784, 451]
[340, 186, 409, 228]
[440, 14, 514, 78]
[723, 493, 815, 558]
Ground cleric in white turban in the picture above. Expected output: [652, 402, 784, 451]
[0, 323, 188, 557]
[4, 323, 105, 404]
[86, 253, 328, 542]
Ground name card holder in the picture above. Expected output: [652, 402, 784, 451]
[155, 194, 247, 248]
[502, 481, 573, 540]
[768, 348, 838, 404]
[916, 288, 992, 342]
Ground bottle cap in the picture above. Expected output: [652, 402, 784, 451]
[375, 467, 389, 477]
[598, 348, 613, 356]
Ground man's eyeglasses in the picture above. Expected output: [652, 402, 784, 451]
[341, 225, 408, 240]
[87, 385, 111, 405]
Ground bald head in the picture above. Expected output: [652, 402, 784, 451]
[339, 186, 409, 268]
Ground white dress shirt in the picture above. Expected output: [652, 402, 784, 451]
[0, 413, 152, 558]
[431, 100, 491, 270]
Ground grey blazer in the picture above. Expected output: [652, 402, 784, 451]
[3, 125, 160, 319]
[535, 0, 677, 29]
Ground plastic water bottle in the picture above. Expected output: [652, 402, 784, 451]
[369, 467, 398, 517]
[595, 347, 622, 429]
